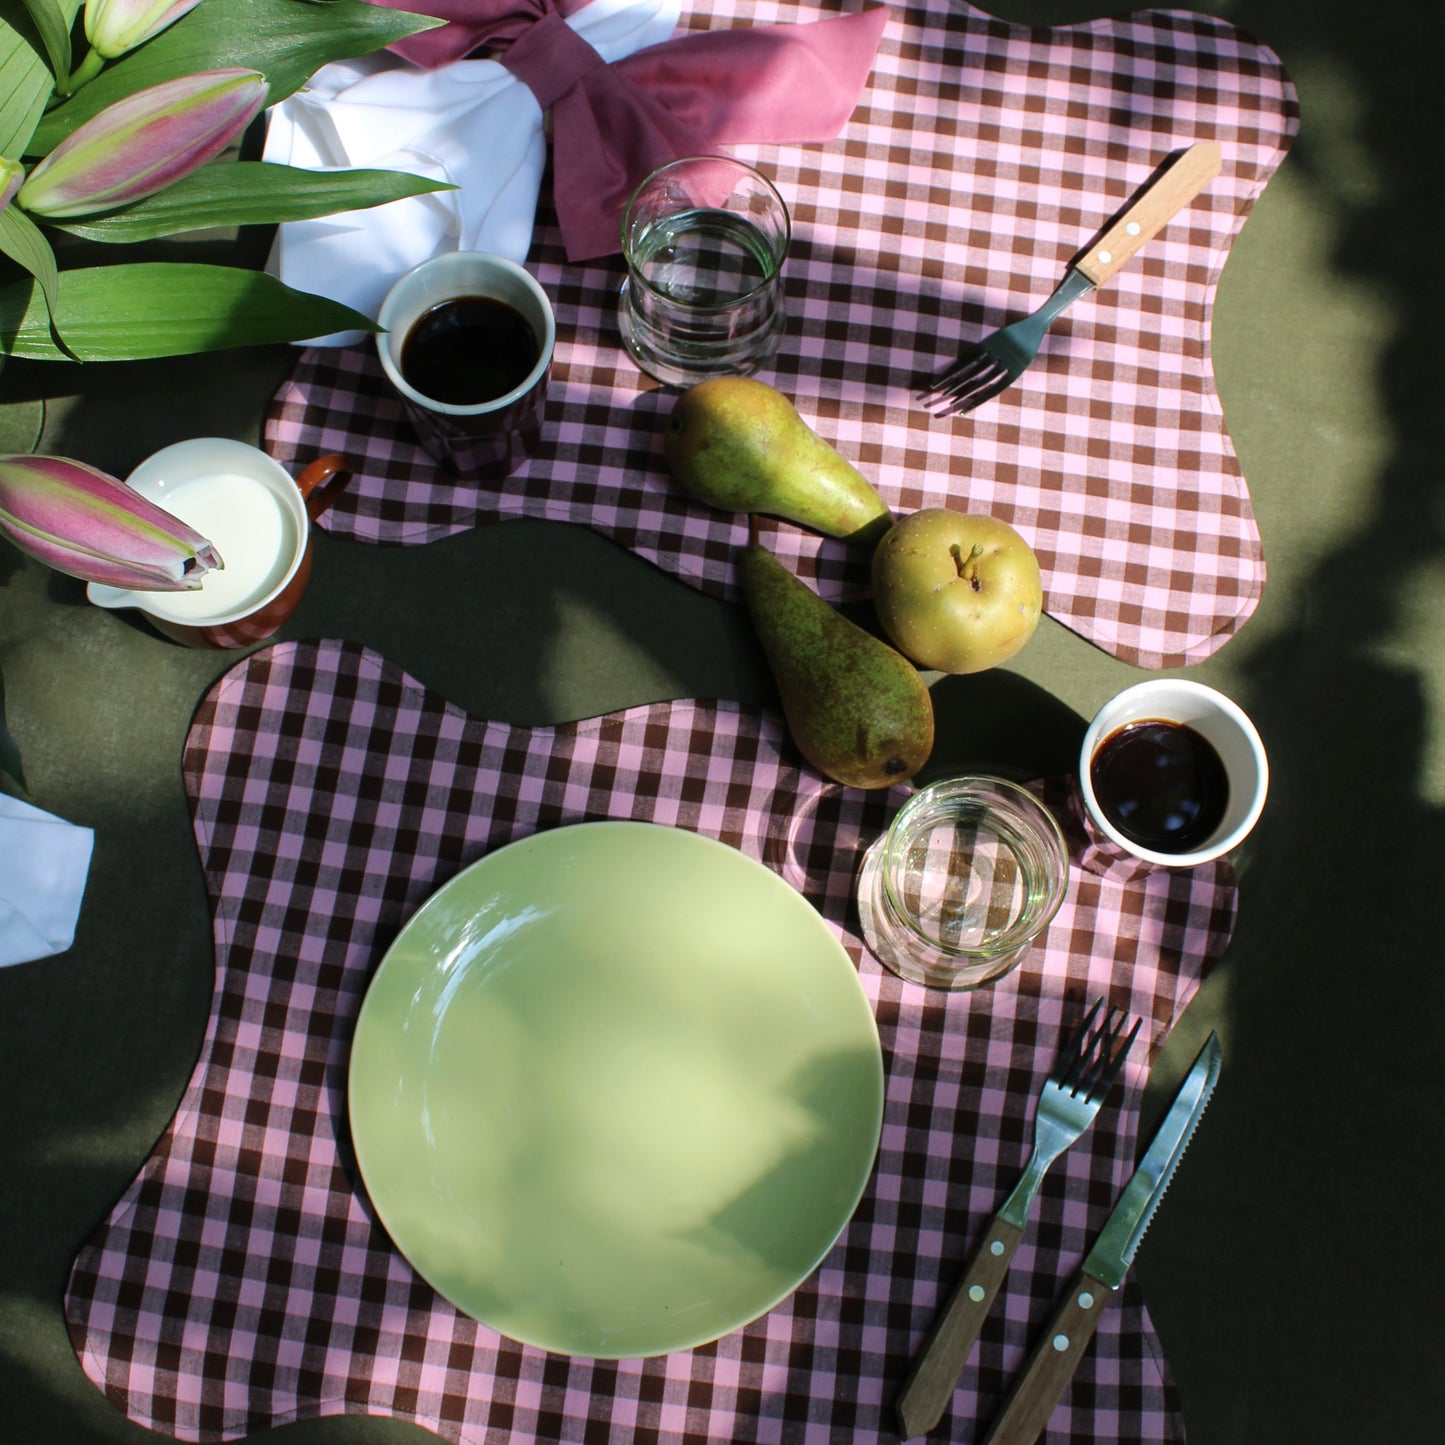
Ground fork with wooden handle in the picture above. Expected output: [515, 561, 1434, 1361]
[920, 140, 1224, 417]
[895, 1001, 1141, 1439]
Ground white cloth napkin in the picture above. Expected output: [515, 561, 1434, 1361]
[263, 0, 681, 345]
[0, 794, 94, 967]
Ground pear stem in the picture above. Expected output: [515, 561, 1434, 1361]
[950, 542, 986, 590]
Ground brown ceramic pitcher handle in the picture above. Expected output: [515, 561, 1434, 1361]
[292, 453, 353, 522]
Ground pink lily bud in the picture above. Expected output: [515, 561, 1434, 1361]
[17, 68, 268, 219]
[0, 157, 21, 211]
[0, 454, 223, 590]
[84, 0, 208, 60]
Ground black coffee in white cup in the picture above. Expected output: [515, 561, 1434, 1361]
[376, 252, 555, 479]
[1079, 680, 1267, 868]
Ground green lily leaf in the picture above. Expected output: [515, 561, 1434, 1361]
[0, 201, 60, 332]
[44, 160, 456, 242]
[0, 260, 378, 359]
[35, 0, 444, 151]
[20, 0, 70, 84]
[0, 0, 75, 154]
[0, 666, 25, 795]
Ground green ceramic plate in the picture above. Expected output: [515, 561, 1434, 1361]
[349, 822, 884, 1359]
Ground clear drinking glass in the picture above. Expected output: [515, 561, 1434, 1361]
[856, 777, 1069, 990]
[617, 155, 790, 387]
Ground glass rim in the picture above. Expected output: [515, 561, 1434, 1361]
[619, 154, 792, 310]
[878, 775, 1069, 959]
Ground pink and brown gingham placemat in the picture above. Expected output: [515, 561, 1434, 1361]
[65, 639, 1237, 1443]
[264, 0, 1297, 669]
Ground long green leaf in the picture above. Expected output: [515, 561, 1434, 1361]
[0, 0, 75, 154]
[20, 0, 69, 83]
[44, 161, 455, 242]
[0, 260, 378, 359]
[34, 0, 444, 151]
[0, 202, 59, 326]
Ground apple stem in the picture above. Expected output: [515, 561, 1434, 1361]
[950, 542, 986, 590]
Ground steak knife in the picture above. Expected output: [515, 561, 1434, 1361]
[980, 1031, 1223, 1445]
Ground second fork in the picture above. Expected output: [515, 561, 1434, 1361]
[895, 998, 1142, 1440]
[921, 139, 1223, 417]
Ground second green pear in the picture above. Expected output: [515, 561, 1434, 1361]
[741, 524, 934, 790]
[665, 377, 893, 545]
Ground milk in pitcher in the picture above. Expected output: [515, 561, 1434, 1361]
[146, 470, 297, 622]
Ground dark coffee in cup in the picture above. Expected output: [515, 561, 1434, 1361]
[1089, 718, 1229, 853]
[377, 252, 556, 480]
[399, 295, 540, 407]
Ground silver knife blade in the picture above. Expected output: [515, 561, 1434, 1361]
[1082, 1029, 1222, 1289]
[980, 1031, 1222, 1445]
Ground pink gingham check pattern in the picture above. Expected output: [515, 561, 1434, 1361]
[66, 639, 1237, 1442]
[264, 0, 1297, 669]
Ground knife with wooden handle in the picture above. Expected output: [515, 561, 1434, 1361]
[981, 1033, 1222, 1445]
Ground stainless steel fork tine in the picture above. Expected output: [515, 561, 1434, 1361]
[926, 356, 1010, 411]
[1078, 1011, 1143, 1102]
[932, 366, 1014, 417]
[1074, 1004, 1127, 1087]
[1058, 1001, 1136, 1096]
[1054, 997, 1106, 1080]
[919, 348, 995, 400]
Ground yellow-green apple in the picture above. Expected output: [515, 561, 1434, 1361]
[871, 508, 1043, 673]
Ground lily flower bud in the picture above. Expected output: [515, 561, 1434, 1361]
[0, 454, 223, 590]
[17, 68, 268, 219]
[0, 157, 21, 211]
[84, 0, 208, 60]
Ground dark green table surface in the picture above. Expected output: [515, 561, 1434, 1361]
[3, 2, 1441, 1441]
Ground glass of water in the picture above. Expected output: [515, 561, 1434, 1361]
[856, 777, 1070, 990]
[618, 155, 790, 387]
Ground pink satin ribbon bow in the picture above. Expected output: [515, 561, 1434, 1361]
[373, 0, 890, 262]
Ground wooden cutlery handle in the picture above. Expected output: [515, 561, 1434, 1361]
[895, 1217, 1025, 1439]
[979, 1270, 1113, 1445]
[1074, 139, 1222, 287]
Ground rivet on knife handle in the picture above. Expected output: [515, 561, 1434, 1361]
[1074, 139, 1222, 287]
[895, 1217, 1025, 1439]
[978, 1270, 1111, 1445]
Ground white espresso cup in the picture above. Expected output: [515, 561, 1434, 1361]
[376, 251, 555, 479]
[1078, 679, 1268, 869]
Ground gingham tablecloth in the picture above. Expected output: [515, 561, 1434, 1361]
[264, 0, 1297, 670]
[65, 639, 1238, 1443]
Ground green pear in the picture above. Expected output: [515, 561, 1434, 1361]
[666, 377, 893, 545]
[741, 523, 934, 790]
